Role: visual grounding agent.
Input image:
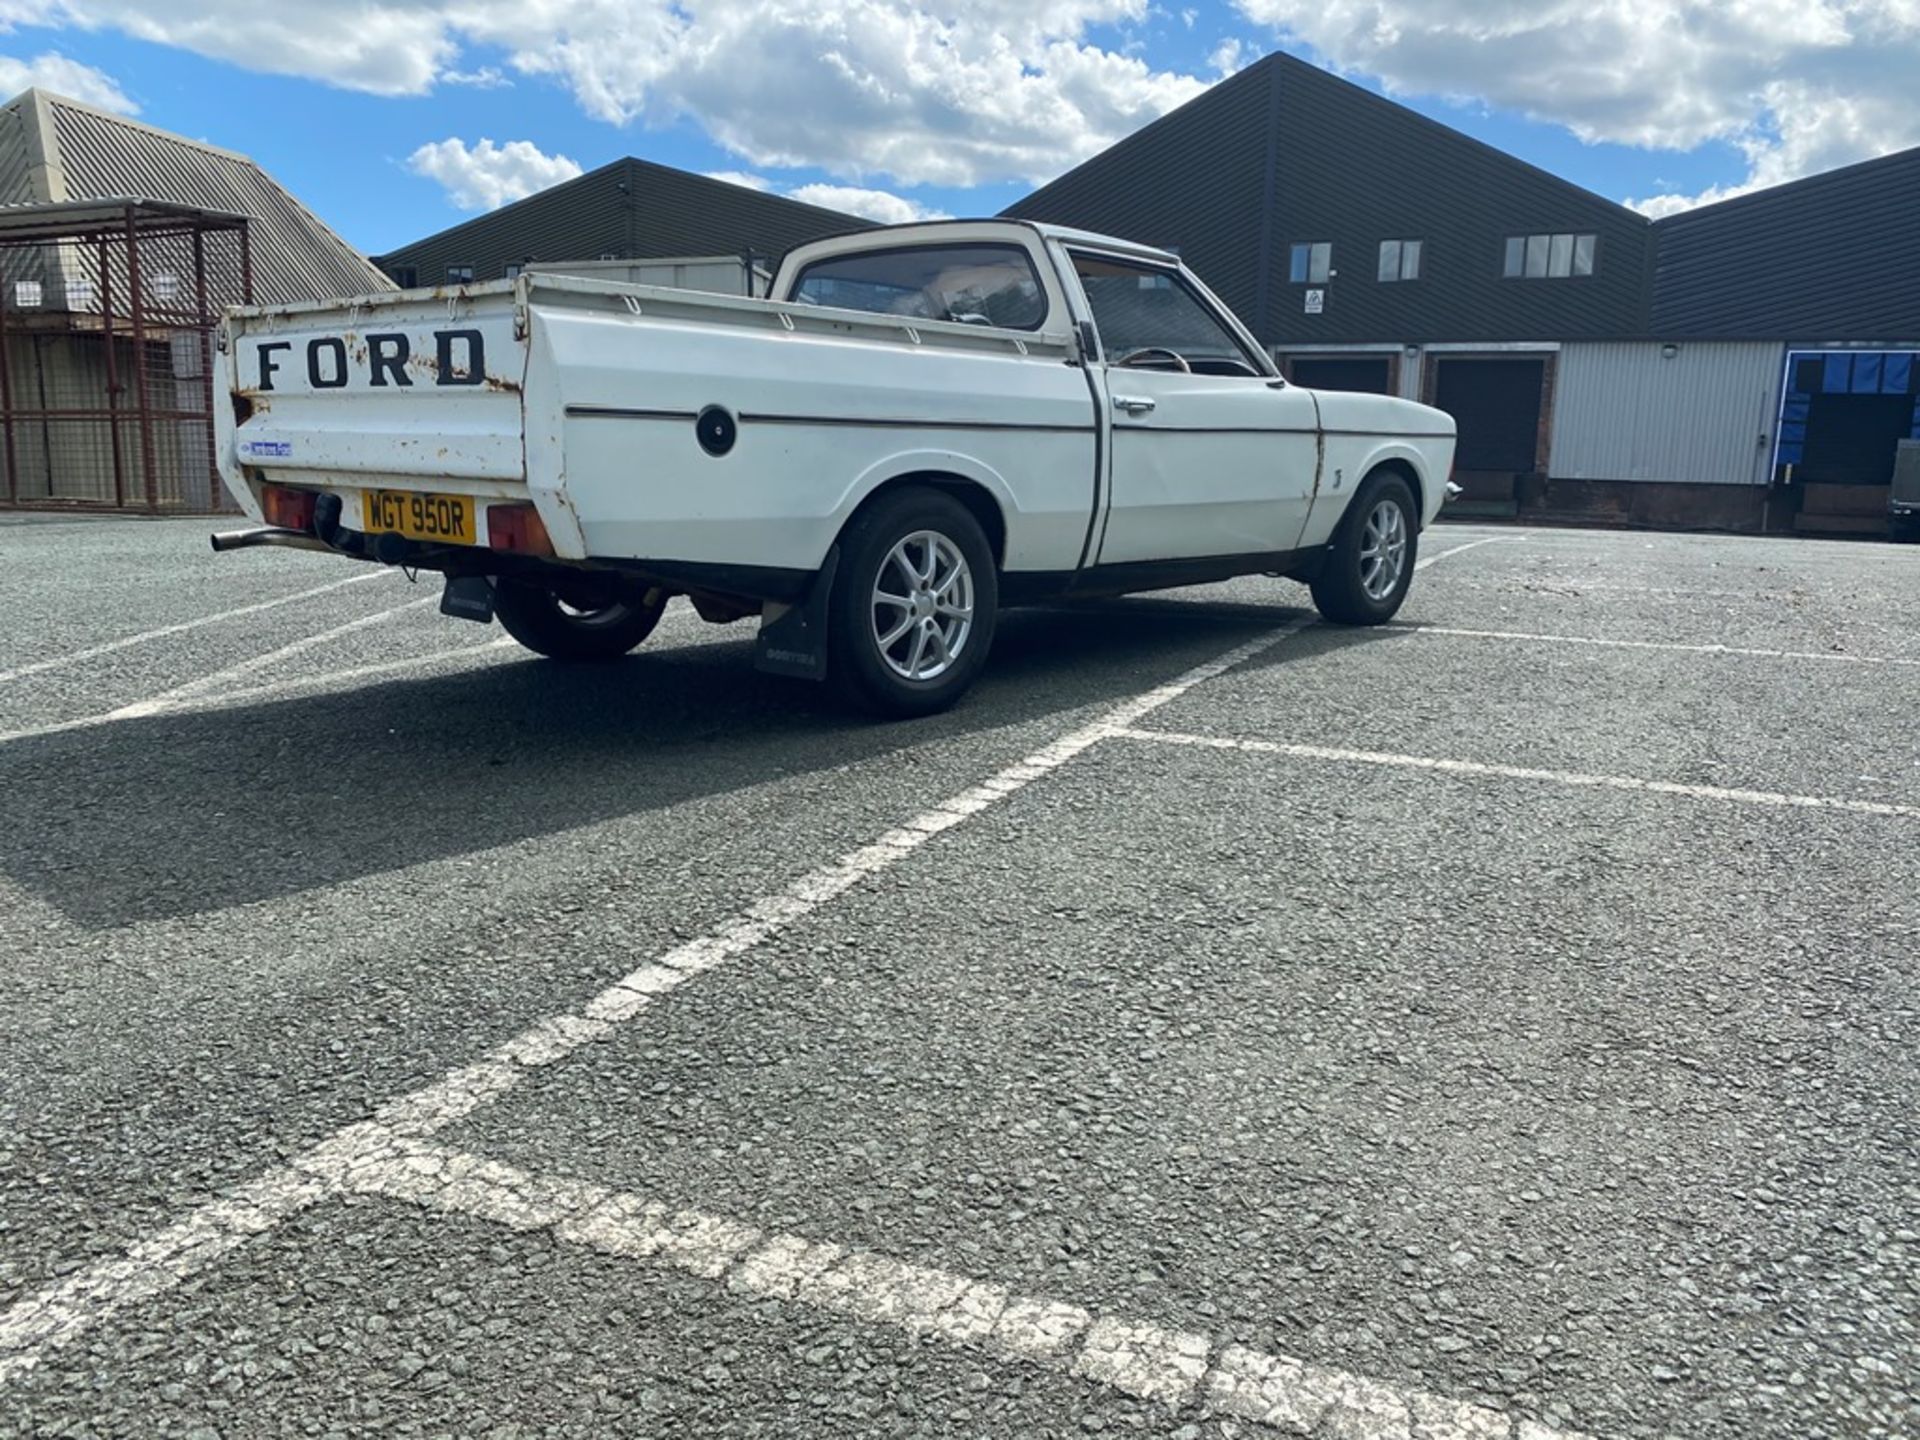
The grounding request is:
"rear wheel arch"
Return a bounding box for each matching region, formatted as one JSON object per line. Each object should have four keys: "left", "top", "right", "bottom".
{"left": 826, "top": 482, "right": 1001, "bottom": 716}
{"left": 842, "top": 469, "right": 1009, "bottom": 569}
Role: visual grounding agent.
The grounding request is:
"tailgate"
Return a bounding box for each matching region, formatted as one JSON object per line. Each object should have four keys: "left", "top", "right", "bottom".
{"left": 215, "top": 284, "right": 530, "bottom": 508}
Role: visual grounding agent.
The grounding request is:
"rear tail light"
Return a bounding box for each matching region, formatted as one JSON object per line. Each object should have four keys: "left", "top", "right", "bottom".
{"left": 261, "top": 485, "right": 316, "bottom": 531}
{"left": 487, "top": 502, "right": 555, "bottom": 557}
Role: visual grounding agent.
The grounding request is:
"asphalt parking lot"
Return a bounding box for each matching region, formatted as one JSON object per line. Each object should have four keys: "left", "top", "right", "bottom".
{"left": 0, "top": 513, "right": 1915, "bottom": 1440}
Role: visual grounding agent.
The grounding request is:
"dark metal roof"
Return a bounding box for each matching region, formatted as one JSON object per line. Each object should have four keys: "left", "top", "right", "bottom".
{"left": 1008, "top": 52, "right": 1657, "bottom": 345}
{"left": 376, "top": 158, "right": 872, "bottom": 284}
{"left": 0, "top": 89, "right": 394, "bottom": 303}
{"left": 1651, "top": 146, "right": 1920, "bottom": 340}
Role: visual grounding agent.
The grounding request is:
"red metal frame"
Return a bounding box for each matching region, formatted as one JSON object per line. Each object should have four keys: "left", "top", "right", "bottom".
{"left": 0, "top": 202, "right": 252, "bottom": 514}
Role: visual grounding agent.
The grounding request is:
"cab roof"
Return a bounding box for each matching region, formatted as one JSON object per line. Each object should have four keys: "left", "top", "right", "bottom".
{"left": 783, "top": 218, "right": 1179, "bottom": 267}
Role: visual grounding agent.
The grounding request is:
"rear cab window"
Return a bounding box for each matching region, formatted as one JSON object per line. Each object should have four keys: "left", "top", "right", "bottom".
{"left": 790, "top": 243, "right": 1049, "bottom": 331}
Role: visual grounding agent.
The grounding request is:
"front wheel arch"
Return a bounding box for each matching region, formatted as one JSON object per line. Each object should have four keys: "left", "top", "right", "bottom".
{"left": 1309, "top": 468, "right": 1420, "bottom": 626}
{"left": 1365, "top": 456, "right": 1425, "bottom": 528}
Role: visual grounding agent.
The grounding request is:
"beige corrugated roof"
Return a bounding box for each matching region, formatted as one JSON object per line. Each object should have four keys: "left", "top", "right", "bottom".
{"left": 0, "top": 88, "right": 392, "bottom": 304}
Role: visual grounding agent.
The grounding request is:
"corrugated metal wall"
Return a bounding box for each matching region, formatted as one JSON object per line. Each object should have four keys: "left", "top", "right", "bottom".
{"left": 45, "top": 97, "right": 393, "bottom": 305}
{"left": 1010, "top": 53, "right": 1656, "bottom": 348}
{"left": 1549, "top": 342, "right": 1783, "bottom": 485}
{"left": 1653, "top": 149, "right": 1920, "bottom": 340}
{"left": 0, "top": 99, "right": 35, "bottom": 205}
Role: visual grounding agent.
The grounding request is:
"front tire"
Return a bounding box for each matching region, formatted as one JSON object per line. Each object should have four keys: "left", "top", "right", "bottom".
{"left": 828, "top": 488, "right": 998, "bottom": 717}
{"left": 1310, "top": 472, "right": 1419, "bottom": 625}
{"left": 492, "top": 577, "right": 666, "bottom": 661}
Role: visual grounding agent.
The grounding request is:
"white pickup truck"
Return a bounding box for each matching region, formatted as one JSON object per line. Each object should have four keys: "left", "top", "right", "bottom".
{"left": 213, "top": 220, "right": 1456, "bottom": 715}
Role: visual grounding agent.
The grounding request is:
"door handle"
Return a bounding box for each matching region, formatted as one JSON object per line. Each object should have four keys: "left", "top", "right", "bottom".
{"left": 1112, "top": 395, "right": 1157, "bottom": 416}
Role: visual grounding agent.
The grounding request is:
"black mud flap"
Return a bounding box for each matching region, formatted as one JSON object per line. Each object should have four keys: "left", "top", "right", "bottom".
{"left": 441, "top": 574, "right": 496, "bottom": 623}
{"left": 754, "top": 547, "right": 839, "bottom": 681}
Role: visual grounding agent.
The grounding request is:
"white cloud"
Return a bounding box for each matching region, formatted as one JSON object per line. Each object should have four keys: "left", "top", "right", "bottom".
{"left": 701, "top": 171, "right": 944, "bottom": 224}
{"left": 787, "top": 183, "right": 949, "bottom": 224}
{"left": 442, "top": 66, "right": 507, "bottom": 88}
{"left": 0, "top": 1, "right": 458, "bottom": 94}
{"left": 1234, "top": 0, "right": 1920, "bottom": 211}
{"left": 407, "top": 137, "right": 584, "bottom": 211}
{"left": 1208, "top": 37, "right": 1246, "bottom": 77}
{"left": 1628, "top": 77, "right": 1920, "bottom": 214}
{"left": 0, "top": 1, "right": 1209, "bottom": 189}
{"left": 0, "top": 49, "right": 135, "bottom": 111}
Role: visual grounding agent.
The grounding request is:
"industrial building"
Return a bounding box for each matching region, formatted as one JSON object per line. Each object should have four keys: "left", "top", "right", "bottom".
{"left": 1008, "top": 53, "right": 1920, "bottom": 536}
{"left": 373, "top": 158, "right": 867, "bottom": 291}
{"left": 0, "top": 88, "right": 390, "bottom": 511}
{"left": 373, "top": 52, "right": 1919, "bottom": 535}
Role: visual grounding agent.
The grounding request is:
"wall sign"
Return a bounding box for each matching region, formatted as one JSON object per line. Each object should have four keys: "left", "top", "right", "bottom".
{"left": 1304, "top": 289, "right": 1325, "bottom": 315}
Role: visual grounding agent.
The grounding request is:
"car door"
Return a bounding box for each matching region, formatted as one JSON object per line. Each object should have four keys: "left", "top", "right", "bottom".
{"left": 1066, "top": 249, "right": 1321, "bottom": 566}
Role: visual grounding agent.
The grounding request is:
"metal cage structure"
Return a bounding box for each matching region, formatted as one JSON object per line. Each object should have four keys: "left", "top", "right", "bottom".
{"left": 0, "top": 198, "right": 252, "bottom": 513}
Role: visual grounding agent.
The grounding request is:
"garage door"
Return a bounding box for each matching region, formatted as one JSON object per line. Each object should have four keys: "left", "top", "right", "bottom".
{"left": 1434, "top": 358, "right": 1545, "bottom": 473}
{"left": 1777, "top": 351, "right": 1920, "bottom": 485}
{"left": 1289, "top": 357, "right": 1392, "bottom": 394}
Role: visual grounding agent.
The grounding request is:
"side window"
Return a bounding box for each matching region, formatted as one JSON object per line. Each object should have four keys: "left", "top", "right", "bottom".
{"left": 1070, "top": 252, "right": 1261, "bottom": 375}
{"left": 790, "top": 243, "right": 1048, "bottom": 331}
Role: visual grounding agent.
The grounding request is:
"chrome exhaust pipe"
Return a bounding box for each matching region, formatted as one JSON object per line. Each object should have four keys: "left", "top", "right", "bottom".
{"left": 209, "top": 526, "right": 334, "bottom": 555}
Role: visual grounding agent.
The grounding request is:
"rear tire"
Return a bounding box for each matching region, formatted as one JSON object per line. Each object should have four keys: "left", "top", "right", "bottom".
{"left": 828, "top": 488, "right": 998, "bottom": 717}
{"left": 492, "top": 577, "right": 666, "bottom": 661}
{"left": 1310, "top": 471, "right": 1419, "bottom": 625}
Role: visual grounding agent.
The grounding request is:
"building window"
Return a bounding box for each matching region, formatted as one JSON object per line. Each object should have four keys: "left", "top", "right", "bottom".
{"left": 389, "top": 266, "right": 417, "bottom": 288}
{"left": 1378, "top": 239, "right": 1422, "bottom": 282}
{"left": 1503, "top": 233, "right": 1595, "bottom": 279}
{"left": 1289, "top": 242, "right": 1331, "bottom": 284}
{"left": 447, "top": 265, "right": 475, "bottom": 284}
{"left": 503, "top": 263, "right": 523, "bottom": 279}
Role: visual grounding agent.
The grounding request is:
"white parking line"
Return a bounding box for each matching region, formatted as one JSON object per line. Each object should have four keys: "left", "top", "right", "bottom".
{"left": 0, "top": 595, "right": 738, "bottom": 748}
{"left": 0, "top": 636, "right": 518, "bottom": 748}
{"left": 0, "top": 540, "right": 1515, "bottom": 1406}
{"left": 204, "top": 637, "right": 521, "bottom": 709}
{"left": 1415, "top": 625, "right": 1920, "bottom": 669}
{"left": 0, "top": 618, "right": 1316, "bottom": 1386}
{"left": 0, "top": 595, "right": 441, "bottom": 743}
{"left": 0, "top": 569, "right": 388, "bottom": 686}
{"left": 1417, "top": 534, "right": 1521, "bottom": 570}
{"left": 1113, "top": 727, "right": 1920, "bottom": 819}
{"left": 110, "top": 595, "right": 440, "bottom": 718}
{"left": 324, "top": 1137, "right": 1589, "bottom": 1440}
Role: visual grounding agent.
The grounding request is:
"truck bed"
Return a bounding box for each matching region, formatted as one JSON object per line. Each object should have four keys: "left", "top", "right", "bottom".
{"left": 215, "top": 274, "right": 1094, "bottom": 579}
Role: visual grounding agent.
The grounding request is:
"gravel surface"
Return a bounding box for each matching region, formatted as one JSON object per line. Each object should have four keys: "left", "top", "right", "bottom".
{"left": 2, "top": 515, "right": 1916, "bottom": 1439}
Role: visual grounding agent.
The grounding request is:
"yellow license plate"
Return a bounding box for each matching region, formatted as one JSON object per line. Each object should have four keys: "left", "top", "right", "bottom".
{"left": 361, "top": 489, "right": 477, "bottom": 545}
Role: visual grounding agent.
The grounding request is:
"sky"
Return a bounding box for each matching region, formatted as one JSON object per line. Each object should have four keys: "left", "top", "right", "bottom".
{"left": 1, "top": 1, "right": 1916, "bottom": 257}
